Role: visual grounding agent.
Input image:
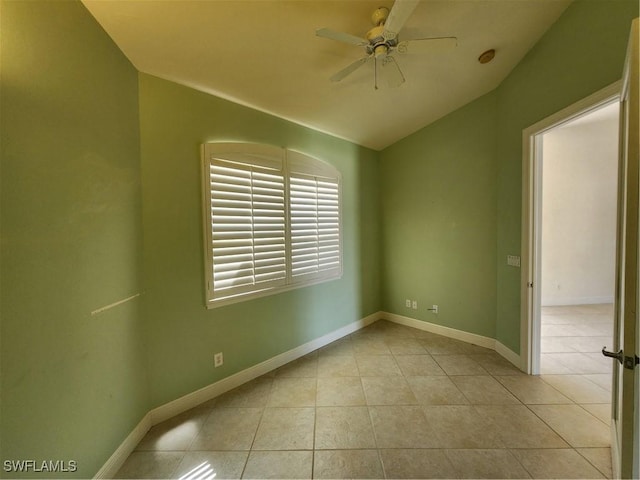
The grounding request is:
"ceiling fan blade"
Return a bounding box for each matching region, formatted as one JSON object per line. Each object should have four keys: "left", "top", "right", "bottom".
{"left": 330, "top": 56, "right": 370, "bottom": 82}
{"left": 383, "top": 0, "right": 420, "bottom": 41}
{"left": 375, "top": 54, "right": 405, "bottom": 90}
{"left": 316, "top": 27, "right": 368, "bottom": 46}
{"left": 397, "top": 36, "right": 458, "bottom": 54}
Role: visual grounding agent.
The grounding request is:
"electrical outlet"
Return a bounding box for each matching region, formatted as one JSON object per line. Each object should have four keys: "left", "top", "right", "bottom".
{"left": 214, "top": 352, "right": 224, "bottom": 368}
{"left": 412, "top": 300, "right": 418, "bottom": 310}
{"left": 405, "top": 299, "right": 411, "bottom": 308}
{"left": 431, "top": 304, "right": 439, "bottom": 314}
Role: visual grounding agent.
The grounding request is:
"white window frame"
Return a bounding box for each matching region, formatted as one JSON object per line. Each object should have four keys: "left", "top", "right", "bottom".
{"left": 202, "top": 143, "right": 343, "bottom": 308}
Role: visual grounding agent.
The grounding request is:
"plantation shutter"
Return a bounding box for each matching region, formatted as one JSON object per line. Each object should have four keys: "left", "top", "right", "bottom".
{"left": 207, "top": 155, "right": 287, "bottom": 300}
{"left": 289, "top": 173, "right": 341, "bottom": 280}
{"left": 203, "top": 144, "right": 342, "bottom": 307}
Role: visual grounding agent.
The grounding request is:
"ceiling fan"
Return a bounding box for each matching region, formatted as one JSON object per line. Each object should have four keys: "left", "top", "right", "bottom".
{"left": 316, "top": 0, "right": 457, "bottom": 89}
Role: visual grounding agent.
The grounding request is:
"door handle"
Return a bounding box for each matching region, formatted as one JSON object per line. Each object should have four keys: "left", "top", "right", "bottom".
{"left": 602, "top": 347, "right": 624, "bottom": 364}
{"left": 602, "top": 347, "right": 640, "bottom": 369}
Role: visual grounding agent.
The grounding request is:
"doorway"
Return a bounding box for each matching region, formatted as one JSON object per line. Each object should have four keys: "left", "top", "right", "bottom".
{"left": 520, "top": 81, "right": 621, "bottom": 377}
{"left": 523, "top": 21, "right": 639, "bottom": 479}
{"left": 520, "top": 84, "right": 621, "bottom": 477}
{"left": 539, "top": 101, "right": 619, "bottom": 381}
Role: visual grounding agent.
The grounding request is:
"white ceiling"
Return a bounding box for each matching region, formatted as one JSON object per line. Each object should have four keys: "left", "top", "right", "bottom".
{"left": 82, "top": 0, "right": 572, "bottom": 151}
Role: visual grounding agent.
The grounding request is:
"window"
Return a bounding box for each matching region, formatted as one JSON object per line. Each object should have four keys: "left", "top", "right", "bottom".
{"left": 202, "top": 143, "right": 342, "bottom": 307}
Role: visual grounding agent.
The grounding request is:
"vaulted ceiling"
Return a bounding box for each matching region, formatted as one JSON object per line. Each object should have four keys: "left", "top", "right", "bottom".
{"left": 82, "top": 0, "right": 572, "bottom": 150}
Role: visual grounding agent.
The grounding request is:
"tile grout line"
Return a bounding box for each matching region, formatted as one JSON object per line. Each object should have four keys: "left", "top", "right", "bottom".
{"left": 311, "top": 371, "right": 318, "bottom": 479}
{"left": 117, "top": 317, "right": 613, "bottom": 479}
{"left": 238, "top": 378, "right": 274, "bottom": 479}
{"left": 574, "top": 447, "right": 614, "bottom": 479}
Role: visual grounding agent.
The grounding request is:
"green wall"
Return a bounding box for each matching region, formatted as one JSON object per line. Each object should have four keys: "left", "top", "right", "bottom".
{"left": 380, "top": 92, "right": 498, "bottom": 338}
{"left": 1, "top": 0, "right": 148, "bottom": 477}
{"left": 0, "top": 1, "right": 380, "bottom": 474}
{"left": 380, "top": 0, "right": 638, "bottom": 353}
{"left": 2, "top": 0, "right": 638, "bottom": 477}
{"left": 138, "top": 74, "right": 381, "bottom": 407}
{"left": 494, "top": 0, "right": 638, "bottom": 351}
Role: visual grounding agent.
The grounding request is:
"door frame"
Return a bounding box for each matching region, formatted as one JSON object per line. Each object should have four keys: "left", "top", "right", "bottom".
{"left": 614, "top": 17, "right": 639, "bottom": 479}
{"left": 520, "top": 80, "right": 622, "bottom": 376}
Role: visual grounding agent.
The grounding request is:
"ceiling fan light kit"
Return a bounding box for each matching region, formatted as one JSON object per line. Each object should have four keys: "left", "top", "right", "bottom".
{"left": 316, "top": 0, "right": 457, "bottom": 90}
{"left": 371, "top": 6, "right": 390, "bottom": 27}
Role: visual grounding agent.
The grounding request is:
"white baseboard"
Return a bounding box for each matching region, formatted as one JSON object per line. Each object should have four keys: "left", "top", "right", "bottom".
{"left": 150, "top": 311, "right": 380, "bottom": 425}
{"left": 382, "top": 311, "right": 496, "bottom": 349}
{"left": 96, "top": 310, "right": 524, "bottom": 478}
{"left": 94, "top": 413, "right": 152, "bottom": 479}
{"left": 381, "top": 311, "right": 522, "bottom": 369}
{"left": 494, "top": 340, "right": 522, "bottom": 369}
{"left": 94, "top": 311, "right": 381, "bottom": 478}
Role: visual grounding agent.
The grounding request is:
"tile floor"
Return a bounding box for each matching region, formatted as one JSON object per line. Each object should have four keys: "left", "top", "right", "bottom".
{"left": 540, "top": 303, "right": 613, "bottom": 428}
{"left": 117, "top": 318, "right": 613, "bottom": 479}
{"left": 541, "top": 303, "right": 614, "bottom": 375}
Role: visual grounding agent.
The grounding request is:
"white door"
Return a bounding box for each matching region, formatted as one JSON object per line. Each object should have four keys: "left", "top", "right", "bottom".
{"left": 605, "top": 17, "right": 639, "bottom": 480}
